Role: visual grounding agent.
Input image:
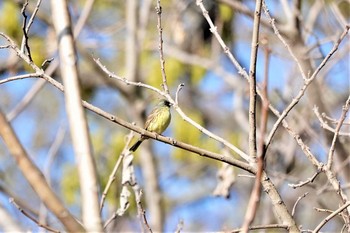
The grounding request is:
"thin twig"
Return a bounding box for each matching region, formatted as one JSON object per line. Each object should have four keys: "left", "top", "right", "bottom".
{"left": 327, "top": 95, "right": 350, "bottom": 169}
{"left": 218, "top": 0, "right": 271, "bottom": 28}
{"left": 288, "top": 170, "right": 321, "bottom": 189}
{"left": 100, "top": 131, "right": 134, "bottom": 212}
{"left": 283, "top": 120, "right": 321, "bottom": 167}
{"left": 314, "top": 207, "right": 334, "bottom": 214}
{"left": 175, "top": 83, "right": 184, "bottom": 105}
{"left": 196, "top": 0, "right": 249, "bottom": 80}
{"left": 292, "top": 192, "right": 309, "bottom": 216}
{"left": 25, "top": 0, "right": 43, "bottom": 33}
{"left": 20, "top": 0, "right": 33, "bottom": 62}
{"left": 93, "top": 56, "right": 251, "bottom": 162}
{"left": 262, "top": 1, "right": 307, "bottom": 80}
{"left": 155, "top": 0, "right": 170, "bottom": 94}
{"left": 103, "top": 212, "right": 118, "bottom": 229}
{"left": 93, "top": 57, "right": 169, "bottom": 99}
{"left": 174, "top": 219, "right": 184, "bottom": 233}
{"left": 230, "top": 223, "right": 289, "bottom": 233}
{"left": 103, "top": 147, "right": 153, "bottom": 232}
{"left": 0, "top": 73, "right": 41, "bottom": 85}
{"left": 9, "top": 198, "right": 61, "bottom": 233}
{"left": 0, "top": 109, "right": 84, "bottom": 231}
{"left": 258, "top": 41, "right": 270, "bottom": 159}
{"left": 265, "top": 25, "right": 350, "bottom": 152}
{"left": 39, "top": 123, "right": 66, "bottom": 225}
{"left": 323, "top": 113, "right": 350, "bottom": 125}
{"left": 133, "top": 189, "right": 153, "bottom": 233}
{"left": 313, "top": 201, "right": 350, "bottom": 233}
{"left": 164, "top": 45, "right": 241, "bottom": 88}
{"left": 7, "top": 79, "right": 46, "bottom": 121}
{"left": 20, "top": 0, "right": 43, "bottom": 61}
{"left": 6, "top": 0, "right": 94, "bottom": 122}
{"left": 241, "top": 0, "right": 263, "bottom": 231}
{"left": 41, "top": 58, "right": 54, "bottom": 69}
{"left": 0, "top": 32, "right": 255, "bottom": 174}
{"left": 0, "top": 45, "right": 11, "bottom": 49}
{"left": 314, "top": 106, "right": 350, "bottom": 137}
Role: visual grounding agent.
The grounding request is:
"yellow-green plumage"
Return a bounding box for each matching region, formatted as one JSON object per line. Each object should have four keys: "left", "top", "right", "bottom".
{"left": 129, "top": 99, "right": 171, "bottom": 152}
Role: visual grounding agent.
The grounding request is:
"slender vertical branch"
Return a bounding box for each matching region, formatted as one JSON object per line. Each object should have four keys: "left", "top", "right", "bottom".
{"left": 326, "top": 95, "right": 350, "bottom": 169}
{"left": 156, "top": 0, "right": 170, "bottom": 94}
{"left": 247, "top": 0, "right": 262, "bottom": 162}
{"left": 20, "top": 0, "right": 43, "bottom": 61}
{"left": 241, "top": 0, "right": 263, "bottom": 231}
{"left": 39, "top": 124, "right": 66, "bottom": 226}
{"left": 100, "top": 131, "right": 134, "bottom": 213}
{"left": 126, "top": 0, "right": 139, "bottom": 82}
{"left": 20, "top": 0, "right": 33, "bottom": 62}
{"left": 50, "top": 0, "right": 102, "bottom": 231}
{"left": 259, "top": 41, "right": 270, "bottom": 158}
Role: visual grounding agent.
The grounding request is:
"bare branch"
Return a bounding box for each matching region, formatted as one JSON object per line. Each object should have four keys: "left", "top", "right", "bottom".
{"left": 0, "top": 73, "right": 40, "bottom": 85}
{"left": 156, "top": 0, "right": 170, "bottom": 94}
{"left": 313, "top": 201, "right": 350, "bottom": 233}
{"left": 20, "top": 0, "right": 33, "bottom": 62}
{"left": 230, "top": 223, "right": 289, "bottom": 232}
{"left": 6, "top": 0, "right": 94, "bottom": 121}
{"left": 7, "top": 79, "right": 46, "bottom": 121}
{"left": 262, "top": 1, "right": 307, "bottom": 80}
{"left": 327, "top": 95, "right": 350, "bottom": 169}
{"left": 10, "top": 198, "right": 60, "bottom": 233}
{"left": 39, "top": 124, "right": 66, "bottom": 225}
{"left": 265, "top": 25, "right": 350, "bottom": 152}
{"left": 175, "top": 83, "right": 184, "bottom": 105}
{"left": 292, "top": 192, "right": 309, "bottom": 216}
{"left": 0, "top": 110, "right": 84, "bottom": 232}
{"left": 174, "top": 219, "right": 184, "bottom": 233}
{"left": 104, "top": 147, "right": 153, "bottom": 232}
{"left": 314, "top": 106, "right": 350, "bottom": 137}
{"left": 50, "top": 0, "right": 101, "bottom": 230}
{"left": 196, "top": 0, "right": 249, "bottom": 80}
{"left": 94, "top": 57, "right": 252, "bottom": 162}
{"left": 0, "top": 33, "right": 255, "bottom": 173}
{"left": 241, "top": 0, "right": 263, "bottom": 231}
{"left": 100, "top": 131, "right": 134, "bottom": 212}
{"left": 288, "top": 170, "right": 321, "bottom": 189}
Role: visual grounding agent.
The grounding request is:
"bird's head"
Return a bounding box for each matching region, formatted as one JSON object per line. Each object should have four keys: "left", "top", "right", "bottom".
{"left": 159, "top": 99, "right": 172, "bottom": 108}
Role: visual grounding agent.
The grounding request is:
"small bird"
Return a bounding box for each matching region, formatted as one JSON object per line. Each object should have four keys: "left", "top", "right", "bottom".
{"left": 129, "top": 99, "right": 172, "bottom": 152}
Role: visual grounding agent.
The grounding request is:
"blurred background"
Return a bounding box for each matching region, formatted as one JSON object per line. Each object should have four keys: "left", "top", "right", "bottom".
{"left": 0, "top": 0, "right": 349, "bottom": 232}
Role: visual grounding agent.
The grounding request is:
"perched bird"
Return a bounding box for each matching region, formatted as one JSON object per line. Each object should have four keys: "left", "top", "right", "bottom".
{"left": 129, "top": 99, "right": 172, "bottom": 152}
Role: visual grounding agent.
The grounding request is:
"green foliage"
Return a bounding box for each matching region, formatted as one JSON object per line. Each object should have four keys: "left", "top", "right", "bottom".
{"left": 219, "top": 4, "right": 233, "bottom": 22}
{"left": 145, "top": 55, "right": 185, "bottom": 88}
{"left": 28, "top": 36, "right": 46, "bottom": 66}
{"left": 226, "top": 131, "right": 242, "bottom": 160}
{"left": 61, "top": 130, "right": 127, "bottom": 206}
{"left": 172, "top": 112, "right": 221, "bottom": 163}
{"left": 0, "top": 1, "right": 21, "bottom": 41}
{"left": 190, "top": 64, "right": 206, "bottom": 84}
{"left": 61, "top": 165, "right": 79, "bottom": 205}
{"left": 92, "top": 129, "right": 124, "bottom": 207}
{"left": 338, "top": 1, "right": 350, "bottom": 18}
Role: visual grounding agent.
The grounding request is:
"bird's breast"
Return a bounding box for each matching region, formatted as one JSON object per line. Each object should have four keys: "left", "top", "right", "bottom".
{"left": 147, "top": 107, "right": 171, "bottom": 134}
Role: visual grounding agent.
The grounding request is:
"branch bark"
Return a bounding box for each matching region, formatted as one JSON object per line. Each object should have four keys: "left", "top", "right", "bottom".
{"left": 50, "top": 0, "right": 102, "bottom": 231}
{"left": 0, "top": 110, "right": 84, "bottom": 232}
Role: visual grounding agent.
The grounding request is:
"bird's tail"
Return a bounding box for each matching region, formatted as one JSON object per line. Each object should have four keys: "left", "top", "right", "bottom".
{"left": 129, "top": 140, "right": 143, "bottom": 152}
